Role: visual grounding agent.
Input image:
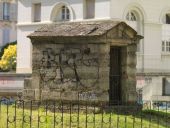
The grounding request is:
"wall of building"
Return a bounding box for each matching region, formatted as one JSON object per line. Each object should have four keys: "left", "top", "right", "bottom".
{"left": 0, "top": 0, "right": 17, "bottom": 48}
{"left": 0, "top": 73, "right": 31, "bottom": 97}
{"left": 17, "top": 25, "right": 40, "bottom": 73}
{"left": 17, "top": 0, "right": 170, "bottom": 73}
{"left": 142, "top": 76, "right": 170, "bottom": 101}
{"left": 110, "top": 0, "right": 170, "bottom": 72}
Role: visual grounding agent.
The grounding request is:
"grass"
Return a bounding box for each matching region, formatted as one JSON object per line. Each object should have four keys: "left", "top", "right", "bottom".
{"left": 143, "top": 109, "right": 170, "bottom": 118}
{"left": 0, "top": 105, "right": 170, "bottom": 128}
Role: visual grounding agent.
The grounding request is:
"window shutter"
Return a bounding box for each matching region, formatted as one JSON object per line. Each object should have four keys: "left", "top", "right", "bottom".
{"left": 0, "top": 2, "right": 3, "bottom": 20}
{"left": 10, "top": 3, "right": 17, "bottom": 21}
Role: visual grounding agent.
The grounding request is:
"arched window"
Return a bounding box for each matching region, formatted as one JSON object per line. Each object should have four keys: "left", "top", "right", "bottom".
{"left": 126, "top": 11, "right": 137, "bottom": 21}
{"left": 50, "top": 3, "right": 73, "bottom": 22}
{"left": 61, "top": 6, "right": 70, "bottom": 21}
{"left": 124, "top": 8, "right": 144, "bottom": 53}
{"left": 162, "top": 12, "right": 170, "bottom": 24}
{"left": 160, "top": 8, "right": 170, "bottom": 24}
{"left": 161, "top": 10, "right": 170, "bottom": 48}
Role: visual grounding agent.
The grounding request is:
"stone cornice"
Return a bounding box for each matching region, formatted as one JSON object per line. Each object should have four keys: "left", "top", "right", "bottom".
{"left": 137, "top": 72, "right": 170, "bottom": 76}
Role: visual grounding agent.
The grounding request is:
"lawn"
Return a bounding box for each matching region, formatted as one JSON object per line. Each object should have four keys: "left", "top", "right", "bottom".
{"left": 0, "top": 104, "right": 170, "bottom": 128}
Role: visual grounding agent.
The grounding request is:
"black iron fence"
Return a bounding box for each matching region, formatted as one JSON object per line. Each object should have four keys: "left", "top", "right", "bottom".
{"left": 0, "top": 99, "right": 170, "bottom": 128}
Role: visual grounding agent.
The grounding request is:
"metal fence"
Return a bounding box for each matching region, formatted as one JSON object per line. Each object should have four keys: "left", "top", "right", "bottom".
{"left": 0, "top": 99, "right": 170, "bottom": 128}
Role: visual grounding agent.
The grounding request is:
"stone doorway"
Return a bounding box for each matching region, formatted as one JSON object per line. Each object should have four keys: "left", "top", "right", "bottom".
{"left": 109, "top": 47, "right": 121, "bottom": 104}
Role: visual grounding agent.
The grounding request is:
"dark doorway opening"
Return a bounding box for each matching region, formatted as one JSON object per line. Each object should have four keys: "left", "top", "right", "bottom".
{"left": 109, "top": 47, "right": 121, "bottom": 105}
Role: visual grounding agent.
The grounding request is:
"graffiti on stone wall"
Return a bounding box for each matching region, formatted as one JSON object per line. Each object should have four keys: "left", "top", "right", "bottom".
{"left": 78, "top": 92, "right": 97, "bottom": 100}
{"left": 39, "top": 47, "right": 99, "bottom": 89}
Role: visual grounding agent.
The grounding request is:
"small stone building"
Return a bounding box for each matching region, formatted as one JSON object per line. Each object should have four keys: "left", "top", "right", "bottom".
{"left": 25, "top": 20, "right": 142, "bottom": 104}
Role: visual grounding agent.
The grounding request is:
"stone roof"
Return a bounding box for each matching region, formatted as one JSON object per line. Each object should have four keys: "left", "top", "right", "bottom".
{"left": 28, "top": 20, "right": 137, "bottom": 38}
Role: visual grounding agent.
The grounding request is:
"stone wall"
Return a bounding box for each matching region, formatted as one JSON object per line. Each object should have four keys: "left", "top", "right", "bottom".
{"left": 120, "top": 44, "right": 137, "bottom": 103}
{"left": 123, "top": 44, "right": 137, "bottom": 103}
{"left": 24, "top": 41, "right": 138, "bottom": 104}
{"left": 24, "top": 42, "right": 110, "bottom": 102}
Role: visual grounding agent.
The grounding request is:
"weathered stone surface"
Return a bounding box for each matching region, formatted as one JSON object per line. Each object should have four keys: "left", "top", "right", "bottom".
{"left": 24, "top": 78, "right": 32, "bottom": 89}
{"left": 26, "top": 21, "right": 141, "bottom": 104}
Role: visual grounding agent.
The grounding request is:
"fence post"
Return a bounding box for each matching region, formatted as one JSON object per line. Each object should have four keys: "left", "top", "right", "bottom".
{"left": 69, "top": 101, "right": 72, "bottom": 128}
{"left": 166, "top": 101, "right": 168, "bottom": 128}
{"left": 45, "top": 100, "right": 48, "bottom": 128}
{"left": 15, "top": 101, "right": 17, "bottom": 128}
{"left": 85, "top": 101, "right": 87, "bottom": 128}
{"left": 157, "top": 102, "right": 160, "bottom": 128}
{"left": 61, "top": 101, "right": 64, "bottom": 128}
{"left": 101, "top": 104, "right": 104, "bottom": 128}
{"left": 30, "top": 101, "right": 32, "bottom": 128}
{"left": 117, "top": 101, "right": 119, "bottom": 128}
{"left": 77, "top": 99, "right": 80, "bottom": 128}
{"left": 7, "top": 102, "right": 8, "bottom": 128}
{"left": 0, "top": 99, "right": 1, "bottom": 127}
{"left": 94, "top": 102, "right": 96, "bottom": 128}
{"left": 109, "top": 108, "right": 112, "bottom": 128}
{"left": 38, "top": 101, "right": 40, "bottom": 128}
{"left": 53, "top": 101, "right": 55, "bottom": 128}
{"left": 149, "top": 101, "right": 151, "bottom": 128}
{"left": 22, "top": 100, "right": 25, "bottom": 128}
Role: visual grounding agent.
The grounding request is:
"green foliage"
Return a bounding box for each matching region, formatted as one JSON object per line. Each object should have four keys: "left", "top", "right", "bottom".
{"left": 142, "top": 109, "right": 170, "bottom": 118}
{"left": 0, "top": 41, "right": 17, "bottom": 72}
{"left": 0, "top": 41, "right": 17, "bottom": 59}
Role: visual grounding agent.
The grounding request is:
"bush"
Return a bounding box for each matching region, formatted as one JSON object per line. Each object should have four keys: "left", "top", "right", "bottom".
{"left": 0, "top": 41, "right": 17, "bottom": 58}
{"left": 0, "top": 43, "right": 17, "bottom": 71}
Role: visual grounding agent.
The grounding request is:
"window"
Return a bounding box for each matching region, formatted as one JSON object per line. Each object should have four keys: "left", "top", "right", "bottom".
{"left": 2, "top": 28, "right": 10, "bottom": 45}
{"left": 162, "top": 41, "right": 170, "bottom": 52}
{"left": 85, "top": 0, "right": 95, "bottom": 19}
{"left": 166, "top": 14, "right": 170, "bottom": 24}
{"left": 33, "top": 3, "right": 41, "bottom": 22}
{"left": 162, "top": 78, "right": 170, "bottom": 96}
{"left": 61, "top": 6, "right": 70, "bottom": 21}
{"left": 51, "top": 4, "right": 71, "bottom": 22}
{"left": 3, "top": 2, "right": 10, "bottom": 20}
{"left": 126, "top": 11, "right": 137, "bottom": 21}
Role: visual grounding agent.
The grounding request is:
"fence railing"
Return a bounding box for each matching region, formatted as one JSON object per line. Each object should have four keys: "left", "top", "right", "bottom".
{"left": 0, "top": 99, "right": 170, "bottom": 128}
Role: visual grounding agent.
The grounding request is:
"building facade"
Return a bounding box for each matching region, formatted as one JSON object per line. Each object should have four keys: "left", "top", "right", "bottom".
{"left": 17, "top": 0, "right": 170, "bottom": 102}
{"left": 0, "top": 0, "right": 17, "bottom": 49}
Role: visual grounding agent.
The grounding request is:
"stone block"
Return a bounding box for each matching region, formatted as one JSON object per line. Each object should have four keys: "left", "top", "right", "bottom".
{"left": 24, "top": 78, "right": 32, "bottom": 89}
{"left": 23, "top": 89, "right": 36, "bottom": 100}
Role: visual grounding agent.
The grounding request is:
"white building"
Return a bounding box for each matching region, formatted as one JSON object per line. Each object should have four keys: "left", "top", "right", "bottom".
{"left": 0, "top": 0, "right": 17, "bottom": 49}
{"left": 17, "top": 0, "right": 170, "bottom": 102}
